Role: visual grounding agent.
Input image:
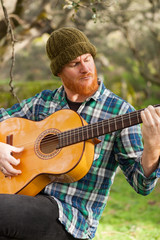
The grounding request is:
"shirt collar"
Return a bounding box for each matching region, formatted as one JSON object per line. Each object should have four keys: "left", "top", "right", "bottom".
{"left": 85, "top": 78, "right": 103, "bottom": 102}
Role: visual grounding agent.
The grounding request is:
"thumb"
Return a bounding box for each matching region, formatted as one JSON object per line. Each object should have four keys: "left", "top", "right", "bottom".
{"left": 11, "top": 146, "right": 24, "bottom": 153}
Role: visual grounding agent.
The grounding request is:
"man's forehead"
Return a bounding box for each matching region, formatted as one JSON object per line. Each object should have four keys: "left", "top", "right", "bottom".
{"left": 71, "top": 53, "right": 91, "bottom": 62}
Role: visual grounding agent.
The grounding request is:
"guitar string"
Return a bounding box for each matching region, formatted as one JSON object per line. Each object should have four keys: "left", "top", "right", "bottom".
{"left": 13, "top": 104, "right": 160, "bottom": 148}
{"left": 23, "top": 103, "right": 160, "bottom": 147}
{"left": 12, "top": 113, "right": 140, "bottom": 149}
{"left": 56, "top": 103, "right": 159, "bottom": 143}
{"left": 35, "top": 111, "right": 142, "bottom": 147}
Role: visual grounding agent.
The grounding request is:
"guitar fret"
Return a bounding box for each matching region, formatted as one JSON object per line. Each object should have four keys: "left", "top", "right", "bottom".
{"left": 58, "top": 134, "right": 61, "bottom": 148}
{"left": 67, "top": 131, "right": 69, "bottom": 146}
{"left": 60, "top": 132, "right": 64, "bottom": 148}
{"left": 78, "top": 127, "right": 80, "bottom": 142}
{"left": 129, "top": 113, "right": 132, "bottom": 126}
{"left": 102, "top": 121, "right": 105, "bottom": 135}
{"left": 67, "top": 131, "right": 70, "bottom": 146}
{"left": 137, "top": 111, "right": 140, "bottom": 123}
{"left": 91, "top": 126, "right": 94, "bottom": 138}
{"left": 64, "top": 133, "right": 66, "bottom": 147}
{"left": 96, "top": 123, "right": 99, "bottom": 136}
{"left": 69, "top": 130, "right": 72, "bottom": 145}
{"left": 82, "top": 128, "right": 84, "bottom": 141}
{"left": 114, "top": 119, "right": 117, "bottom": 131}
{"left": 58, "top": 135, "right": 60, "bottom": 148}
{"left": 74, "top": 128, "right": 76, "bottom": 144}
{"left": 86, "top": 126, "right": 89, "bottom": 139}
{"left": 63, "top": 133, "right": 66, "bottom": 147}
{"left": 66, "top": 132, "right": 68, "bottom": 146}
{"left": 108, "top": 119, "right": 111, "bottom": 132}
{"left": 121, "top": 115, "right": 124, "bottom": 129}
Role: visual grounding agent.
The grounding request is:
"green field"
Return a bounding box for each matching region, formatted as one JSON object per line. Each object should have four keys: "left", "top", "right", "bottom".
{"left": 94, "top": 170, "right": 160, "bottom": 240}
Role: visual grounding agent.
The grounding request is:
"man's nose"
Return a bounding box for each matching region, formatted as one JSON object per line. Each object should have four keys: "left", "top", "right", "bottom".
{"left": 80, "top": 61, "right": 89, "bottom": 73}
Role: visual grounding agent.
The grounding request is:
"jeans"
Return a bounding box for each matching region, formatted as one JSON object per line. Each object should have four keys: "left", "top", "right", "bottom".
{"left": 0, "top": 193, "right": 82, "bottom": 240}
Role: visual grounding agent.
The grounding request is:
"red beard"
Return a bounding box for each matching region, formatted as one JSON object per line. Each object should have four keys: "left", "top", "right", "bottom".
{"left": 64, "top": 68, "right": 99, "bottom": 97}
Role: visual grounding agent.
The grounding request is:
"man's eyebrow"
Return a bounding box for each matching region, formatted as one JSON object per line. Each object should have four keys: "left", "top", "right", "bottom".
{"left": 85, "top": 54, "right": 91, "bottom": 59}
{"left": 84, "top": 54, "right": 92, "bottom": 60}
{"left": 70, "top": 59, "right": 79, "bottom": 63}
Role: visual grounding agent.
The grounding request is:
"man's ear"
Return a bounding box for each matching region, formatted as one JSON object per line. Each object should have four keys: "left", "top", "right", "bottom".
{"left": 57, "top": 70, "right": 62, "bottom": 77}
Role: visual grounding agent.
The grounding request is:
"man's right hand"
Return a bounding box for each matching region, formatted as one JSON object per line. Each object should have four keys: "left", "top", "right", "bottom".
{"left": 0, "top": 142, "right": 24, "bottom": 178}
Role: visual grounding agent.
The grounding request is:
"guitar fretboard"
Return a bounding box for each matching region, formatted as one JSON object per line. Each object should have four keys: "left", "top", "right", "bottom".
{"left": 58, "top": 104, "right": 160, "bottom": 148}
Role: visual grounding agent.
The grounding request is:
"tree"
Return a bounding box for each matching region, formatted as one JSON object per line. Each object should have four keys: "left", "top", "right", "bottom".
{"left": 0, "top": 0, "right": 160, "bottom": 105}
{"left": 0, "top": 0, "right": 113, "bottom": 63}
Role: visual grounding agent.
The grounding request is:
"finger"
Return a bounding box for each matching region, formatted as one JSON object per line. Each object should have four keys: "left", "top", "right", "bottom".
{"left": 155, "top": 106, "right": 160, "bottom": 117}
{"left": 11, "top": 146, "right": 24, "bottom": 154}
{"left": 141, "top": 110, "right": 147, "bottom": 123}
{"left": 1, "top": 167, "right": 13, "bottom": 178}
{"left": 8, "top": 156, "right": 20, "bottom": 166}
{"left": 3, "top": 161, "right": 22, "bottom": 176}
{"left": 147, "top": 105, "right": 160, "bottom": 124}
{"left": 141, "top": 108, "right": 153, "bottom": 126}
{"left": 0, "top": 165, "right": 14, "bottom": 178}
{"left": 141, "top": 106, "right": 156, "bottom": 126}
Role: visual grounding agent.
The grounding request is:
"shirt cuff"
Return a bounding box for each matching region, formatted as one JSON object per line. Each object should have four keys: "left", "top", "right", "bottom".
{"left": 156, "top": 157, "right": 160, "bottom": 178}
{"left": 139, "top": 156, "right": 160, "bottom": 180}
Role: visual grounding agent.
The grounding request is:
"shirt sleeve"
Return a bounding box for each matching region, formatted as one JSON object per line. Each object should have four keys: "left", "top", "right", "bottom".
{"left": 0, "top": 93, "right": 41, "bottom": 122}
{"left": 114, "top": 123, "right": 159, "bottom": 195}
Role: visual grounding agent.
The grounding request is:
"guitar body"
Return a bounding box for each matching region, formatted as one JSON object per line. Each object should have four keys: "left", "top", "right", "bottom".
{"left": 0, "top": 109, "right": 95, "bottom": 196}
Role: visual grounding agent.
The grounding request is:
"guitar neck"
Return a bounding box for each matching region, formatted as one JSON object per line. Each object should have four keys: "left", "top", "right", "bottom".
{"left": 58, "top": 104, "right": 160, "bottom": 148}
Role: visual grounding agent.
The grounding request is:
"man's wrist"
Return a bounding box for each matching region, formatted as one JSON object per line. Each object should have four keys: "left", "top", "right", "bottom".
{"left": 141, "top": 153, "right": 160, "bottom": 178}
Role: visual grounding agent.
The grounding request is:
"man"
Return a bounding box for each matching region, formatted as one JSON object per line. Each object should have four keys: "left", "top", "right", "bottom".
{"left": 0, "top": 27, "right": 160, "bottom": 240}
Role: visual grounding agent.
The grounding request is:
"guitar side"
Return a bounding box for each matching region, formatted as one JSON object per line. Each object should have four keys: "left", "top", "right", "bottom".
{"left": 0, "top": 110, "right": 95, "bottom": 196}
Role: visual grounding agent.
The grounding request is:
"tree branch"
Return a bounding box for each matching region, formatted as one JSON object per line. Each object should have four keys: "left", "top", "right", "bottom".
{"left": 0, "top": 0, "right": 20, "bottom": 102}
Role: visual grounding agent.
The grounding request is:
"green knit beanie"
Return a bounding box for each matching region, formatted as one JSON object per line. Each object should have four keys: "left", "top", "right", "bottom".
{"left": 46, "top": 27, "right": 97, "bottom": 76}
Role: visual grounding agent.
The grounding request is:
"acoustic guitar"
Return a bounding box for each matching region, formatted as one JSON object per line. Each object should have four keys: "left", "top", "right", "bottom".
{"left": 0, "top": 106, "right": 159, "bottom": 196}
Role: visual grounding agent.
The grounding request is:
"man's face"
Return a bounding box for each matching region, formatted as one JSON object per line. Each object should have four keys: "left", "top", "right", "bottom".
{"left": 58, "top": 54, "right": 98, "bottom": 99}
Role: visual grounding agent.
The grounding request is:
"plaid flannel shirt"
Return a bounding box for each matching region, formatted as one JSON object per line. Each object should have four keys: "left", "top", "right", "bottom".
{"left": 0, "top": 80, "right": 159, "bottom": 239}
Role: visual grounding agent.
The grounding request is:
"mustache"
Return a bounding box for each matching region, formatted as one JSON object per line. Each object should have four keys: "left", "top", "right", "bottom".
{"left": 78, "top": 72, "right": 93, "bottom": 79}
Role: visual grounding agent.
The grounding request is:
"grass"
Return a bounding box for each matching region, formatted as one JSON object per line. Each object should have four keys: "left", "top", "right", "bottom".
{"left": 94, "top": 170, "right": 160, "bottom": 240}
{"left": 0, "top": 79, "right": 62, "bottom": 108}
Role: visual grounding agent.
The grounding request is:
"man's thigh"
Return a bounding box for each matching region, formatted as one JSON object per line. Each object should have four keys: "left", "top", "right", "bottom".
{"left": 0, "top": 193, "right": 78, "bottom": 240}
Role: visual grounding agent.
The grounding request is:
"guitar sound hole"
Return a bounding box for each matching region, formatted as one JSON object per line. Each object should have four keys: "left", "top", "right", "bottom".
{"left": 40, "top": 134, "right": 58, "bottom": 154}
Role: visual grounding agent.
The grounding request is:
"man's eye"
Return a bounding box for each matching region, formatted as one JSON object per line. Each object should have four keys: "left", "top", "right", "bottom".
{"left": 84, "top": 58, "right": 90, "bottom": 63}
{"left": 71, "top": 62, "right": 78, "bottom": 67}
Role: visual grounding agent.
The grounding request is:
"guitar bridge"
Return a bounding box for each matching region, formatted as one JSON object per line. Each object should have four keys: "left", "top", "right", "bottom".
{"left": 6, "top": 134, "right": 13, "bottom": 145}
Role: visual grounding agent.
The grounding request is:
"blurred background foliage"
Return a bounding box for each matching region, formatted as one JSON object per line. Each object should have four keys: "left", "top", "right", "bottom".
{"left": 0, "top": 1, "right": 160, "bottom": 239}
{"left": 0, "top": 0, "right": 160, "bottom": 108}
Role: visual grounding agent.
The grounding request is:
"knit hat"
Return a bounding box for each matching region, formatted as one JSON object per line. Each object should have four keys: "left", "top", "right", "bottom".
{"left": 46, "top": 27, "right": 97, "bottom": 76}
